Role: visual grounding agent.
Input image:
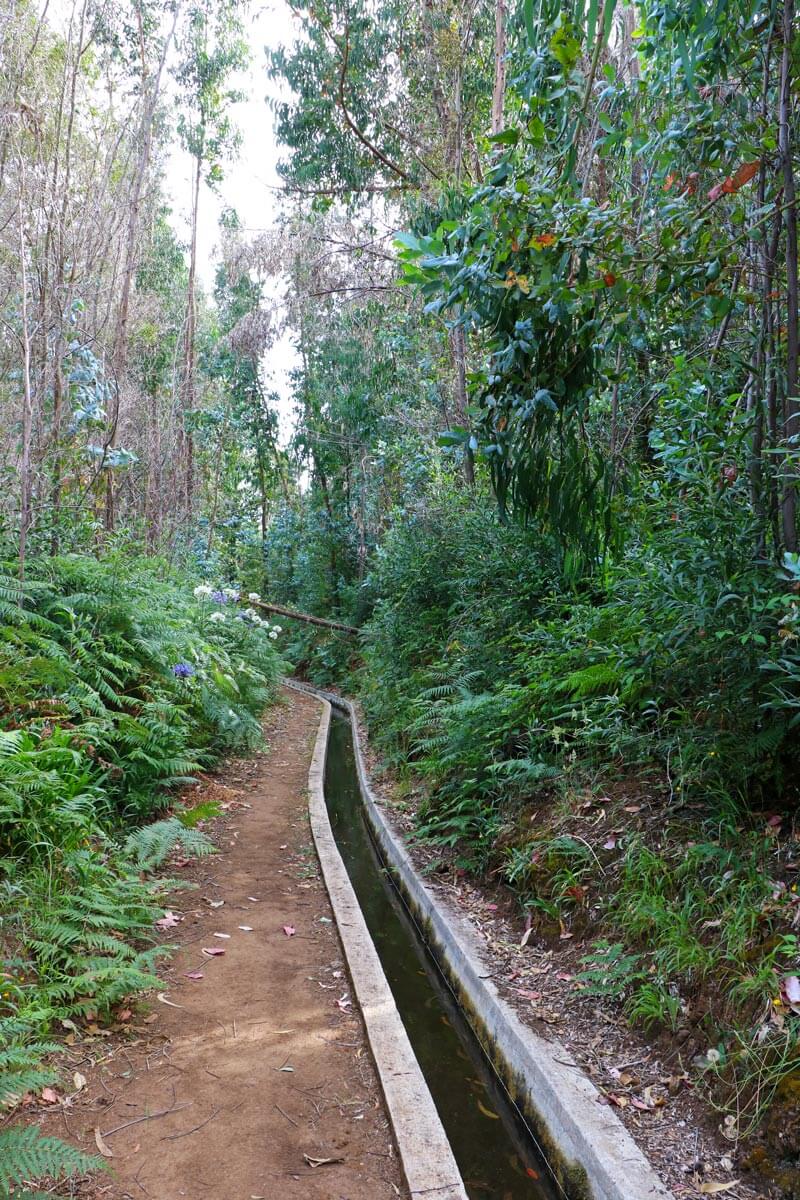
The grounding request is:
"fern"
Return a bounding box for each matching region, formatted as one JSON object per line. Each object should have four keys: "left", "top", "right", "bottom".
{"left": 555, "top": 661, "right": 623, "bottom": 699}
{"left": 0, "top": 1124, "right": 102, "bottom": 1194}
{"left": 123, "top": 817, "right": 215, "bottom": 870}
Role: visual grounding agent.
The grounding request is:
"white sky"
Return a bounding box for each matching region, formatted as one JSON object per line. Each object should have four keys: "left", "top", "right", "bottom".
{"left": 163, "top": 0, "right": 300, "bottom": 443}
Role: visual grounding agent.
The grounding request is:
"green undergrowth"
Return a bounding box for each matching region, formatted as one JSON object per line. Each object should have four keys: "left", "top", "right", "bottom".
{"left": 351, "top": 488, "right": 800, "bottom": 1144}
{"left": 0, "top": 552, "right": 284, "bottom": 1197}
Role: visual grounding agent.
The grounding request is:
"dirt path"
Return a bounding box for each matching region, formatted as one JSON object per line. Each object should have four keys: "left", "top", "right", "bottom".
{"left": 36, "top": 688, "right": 407, "bottom": 1200}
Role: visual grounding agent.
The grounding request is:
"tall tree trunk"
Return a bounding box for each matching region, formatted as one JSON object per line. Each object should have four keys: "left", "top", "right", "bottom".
{"left": 182, "top": 153, "right": 202, "bottom": 519}
{"left": 18, "top": 189, "right": 33, "bottom": 579}
{"left": 106, "top": 1, "right": 179, "bottom": 532}
{"left": 780, "top": 0, "right": 799, "bottom": 551}
{"left": 491, "top": 0, "right": 507, "bottom": 136}
{"left": 450, "top": 326, "right": 474, "bottom": 485}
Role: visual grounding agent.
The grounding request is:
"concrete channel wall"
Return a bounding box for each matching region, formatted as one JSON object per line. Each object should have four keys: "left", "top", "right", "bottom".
{"left": 303, "top": 692, "right": 468, "bottom": 1200}
{"left": 291, "top": 680, "right": 676, "bottom": 1200}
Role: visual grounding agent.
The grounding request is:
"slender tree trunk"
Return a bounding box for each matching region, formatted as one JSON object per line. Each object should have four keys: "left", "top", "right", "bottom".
{"left": 491, "top": 0, "right": 507, "bottom": 136}
{"left": 106, "top": 1, "right": 179, "bottom": 532}
{"left": 780, "top": 0, "right": 799, "bottom": 550}
{"left": 450, "top": 326, "right": 474, "bottom": 485}
{"left": 182, "top": 152, "right": 202, "bottom": 518}
{"left": 18, "top": 191, "right": 33, "bottom": 579}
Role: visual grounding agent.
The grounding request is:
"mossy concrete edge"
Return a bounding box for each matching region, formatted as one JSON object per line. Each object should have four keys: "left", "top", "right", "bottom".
{"left": 298, "top": 682, "right": 674, "bottom": 1200}
{"left": 300, "top": 688, "right": 468, "bottom": 1200}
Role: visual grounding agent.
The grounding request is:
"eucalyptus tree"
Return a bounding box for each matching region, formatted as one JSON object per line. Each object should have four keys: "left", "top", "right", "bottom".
{"left": 172, "top": 0, "right": 248, "bottom": 517}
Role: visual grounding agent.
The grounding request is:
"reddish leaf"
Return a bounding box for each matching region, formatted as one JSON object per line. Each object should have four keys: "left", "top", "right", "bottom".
{"left": 155, "top": 910, "right": 182, "bottom": 930}
{"left": 729, "top": 160, "right": 761, "bottom": 190}
{"left": 603, "top": 835, "right": 617, "bottom": 849}
{"left": 201, "top": 947, "right": 226, "bottom": 957}
{"left": 40, "top": 1087, "right": 59, "bottom": 1104}
{"left": 782, "top": 974, "right": 800, "bottom": 1013}
{"left": 183, "top": 971, "right": 204, "bottom": 980}
{"left": 117, "top": 1008, "right": 132, "bottom": 1022}
{"left": 602, "top": 272, "right": 617, "bottom": 287}
{"left": 708, "top": 160, "right": 760, "bottom": 202}
{"left": 283, "top": 925, "right": 296, "bottom": 937}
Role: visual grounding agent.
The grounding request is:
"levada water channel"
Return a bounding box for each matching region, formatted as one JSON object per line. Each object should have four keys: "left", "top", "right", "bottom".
{"left": 323, "top": 710, "right": 561, "bottom": 1200}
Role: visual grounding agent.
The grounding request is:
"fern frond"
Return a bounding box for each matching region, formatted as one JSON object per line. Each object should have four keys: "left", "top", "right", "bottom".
{"left": 123, "top": 818, "right": 214, "bottom": 870}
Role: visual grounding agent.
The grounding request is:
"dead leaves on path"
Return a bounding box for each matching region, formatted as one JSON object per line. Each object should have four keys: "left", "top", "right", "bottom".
{"left": 94, "top": 1127, "right": 114, "bottom": 1158}
{"left": 303, "top": 1153, "right": 345, "bottom": 1168}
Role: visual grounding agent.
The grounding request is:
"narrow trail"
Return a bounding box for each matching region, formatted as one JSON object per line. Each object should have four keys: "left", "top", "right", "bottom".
{"left": 38, "top": 688, "right": 407, "bottom": 1200}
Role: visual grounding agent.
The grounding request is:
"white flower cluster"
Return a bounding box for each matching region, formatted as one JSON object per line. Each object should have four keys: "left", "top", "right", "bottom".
{"left": 193, "top": 583, "right": 283, "bottom": 643}
{"left": 779, "top": 598, "right": 800, "bottom": 640}
{"left": 241, "top": 606, "right": 282, "bottom": 639}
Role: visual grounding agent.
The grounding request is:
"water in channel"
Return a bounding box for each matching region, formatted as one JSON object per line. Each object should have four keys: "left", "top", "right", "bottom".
{"left": 323, "top": 713, "right": 558, "bottom": 1200}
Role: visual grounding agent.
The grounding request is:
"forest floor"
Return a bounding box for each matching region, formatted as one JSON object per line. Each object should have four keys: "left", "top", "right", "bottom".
{"left": 24, "top": 688, "right": 406, "bottom": 1200}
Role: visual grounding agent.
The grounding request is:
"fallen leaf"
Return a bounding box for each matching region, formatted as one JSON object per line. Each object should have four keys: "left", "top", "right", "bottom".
{"left": 238, "top": 925, "right": 254, "bottom": 932}
{"left": 143, "top": 1013, "right": 159, "bottom": 1024}
{"left": 603, "top": 835, "right": 617, "bottom": 850}
{"left": 183, "top": 971, "right": 204, "bottom": 981}
{"left": 526, "top": 1167, "right": 540, "bottom": 1180}
{"left": 477, "top": 1100, "right": 500, "bottom": 1119}
{"left": 213, "top": 932, "right": 231, "bottom": 939}
{"left": 117, "top": 1008, "right": 132, "bottom": 1022}
{"left": 205, "top": 899, "right": 225, "bottom": 909}
{"left": 94, "top": 1127, "right": 114, "bottom": 1158}
{"left": 40, "top": 1087, "right": 59, "bottom": 1104}
{"left": 698, "top": 1183, "right": 740, "bottom": 1195}
{"left": 336, "top": 995, "right": 351, "bottom": 1012}
{"left": 248, "top": 896, "right": 260, "bottom": 902}
{"left": 157, "top": 993, "right": 184, "bottom": 1009}
{"left": 202, "top": 947, "right": 226, "bottom": 957}
{"left": 155, "top": 910, "right": 182, "bottom": 930}
{"left": 782, "top": 974, "right": 800, "bottom": 1013}
{"left": 283, "top": 925, "right": 296, "bottom": 937}
{"left": 72, "top": 1072, "right": 87, "bottom": 1092}
{"left": 303, "top": 1154, "right": 345, "bottom": 1168}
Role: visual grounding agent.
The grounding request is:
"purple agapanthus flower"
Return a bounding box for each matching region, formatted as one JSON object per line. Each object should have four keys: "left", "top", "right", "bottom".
{"left": 172, "top": 662, "right": 196, "bottom": 679}
{"left": 210, "top": 590, "right": 228, "bottom": 604}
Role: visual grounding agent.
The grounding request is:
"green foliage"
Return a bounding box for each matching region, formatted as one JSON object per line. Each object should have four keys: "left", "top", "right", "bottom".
{"left": 124, "top": 816, "right": 214, "bottom": 868}
{"left": 0, "top": 1124, "right": 101, "bottom": 1198}
{"left": 0, "top": 551, "right": 283, "bottom": 1191}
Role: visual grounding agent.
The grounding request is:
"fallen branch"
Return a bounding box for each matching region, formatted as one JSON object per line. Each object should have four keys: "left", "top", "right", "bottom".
{"left": 253, "top": 600, "right": 359, "bottom": 635}
{"left": 161, "top": 1103, "right": 235, "bottom": 1141}
{"left": 102, "top": 1103, "right": 192, "bottom": 1137}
